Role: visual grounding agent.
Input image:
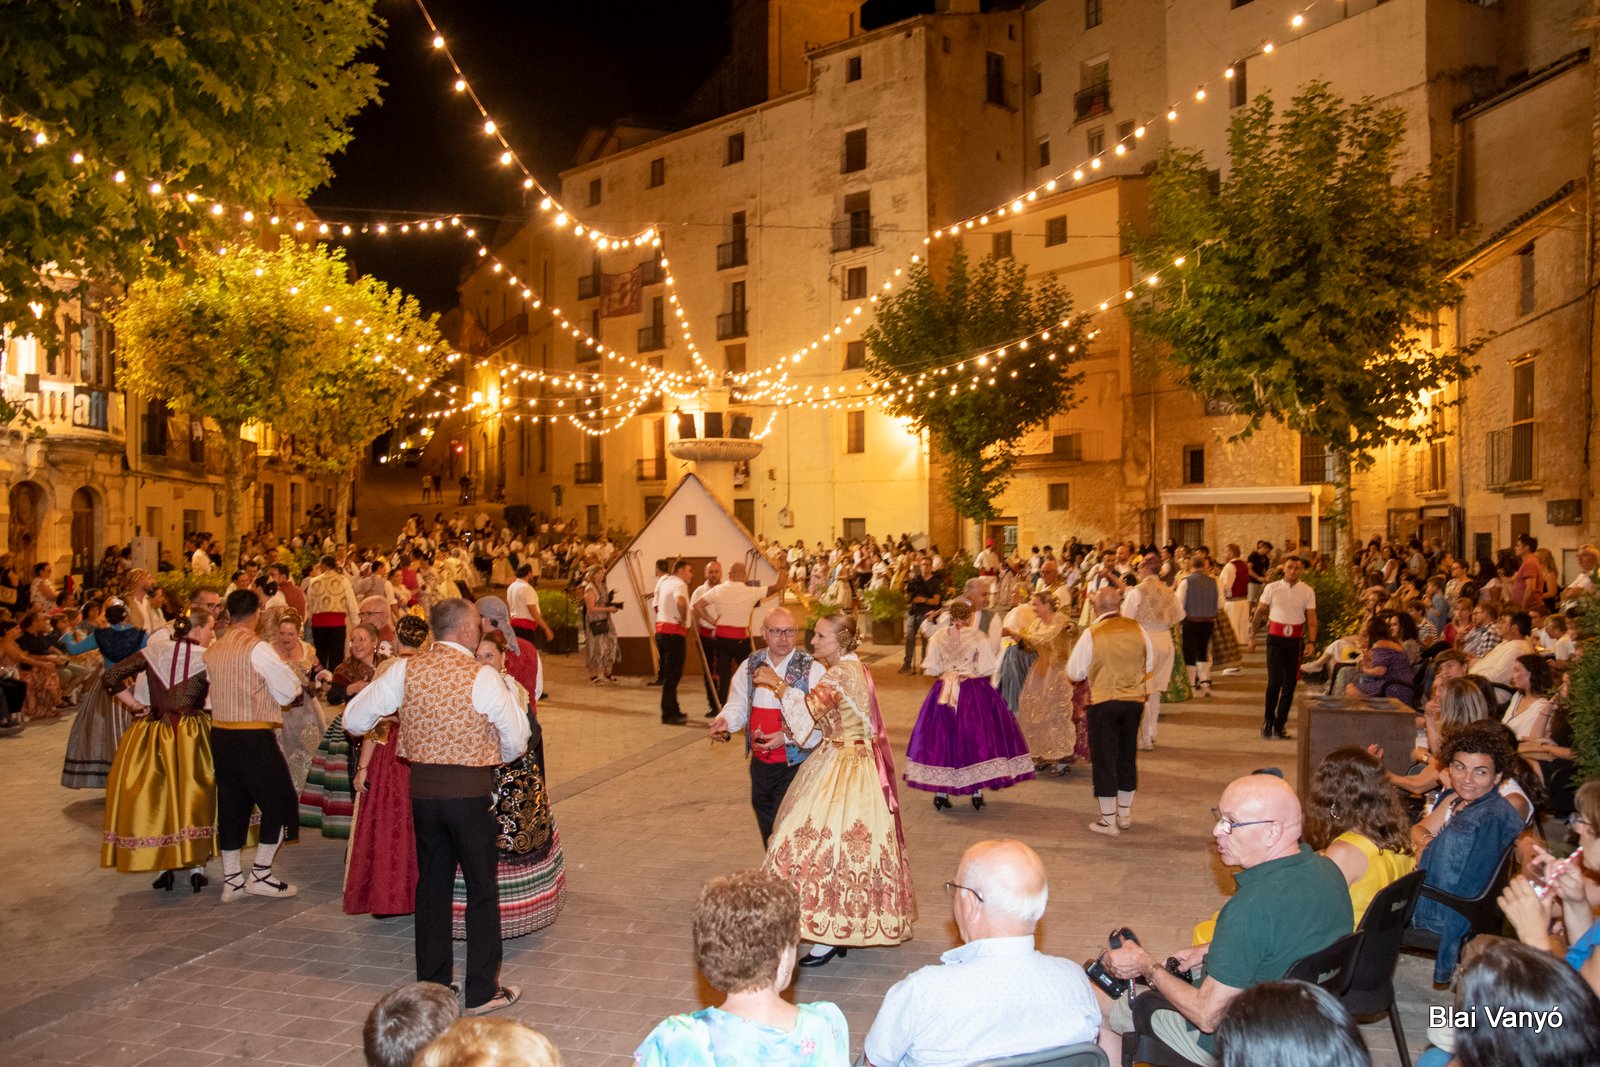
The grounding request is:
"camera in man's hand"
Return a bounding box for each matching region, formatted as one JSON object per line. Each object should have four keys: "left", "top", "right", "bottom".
{"left": 1084, "top": 927, "right": 1140, "bottom": 999}
{"left": 1165, "top": 956, "right": 1198, "bottom": 983}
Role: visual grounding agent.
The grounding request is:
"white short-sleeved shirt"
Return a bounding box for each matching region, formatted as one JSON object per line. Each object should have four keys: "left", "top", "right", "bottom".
{"left": 1260, "top": 578, "right": 1317, "bottom": 625}
{"left": 654, "top": 574, "right": 689, "bottom": 627}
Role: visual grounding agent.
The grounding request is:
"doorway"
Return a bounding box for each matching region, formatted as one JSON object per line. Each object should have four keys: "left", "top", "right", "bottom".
{"left": 70, "top": 487, "right": 100, "bottom": 584}
{"left": 7, "top": 481, "right": 46, "bottom": 574}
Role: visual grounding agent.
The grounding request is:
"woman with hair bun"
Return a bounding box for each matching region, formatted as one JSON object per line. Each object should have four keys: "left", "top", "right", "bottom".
{"left": 101, "top": 606, "right": 219, "bottom": 892}
{"left": 762, "top": 610, "right": 915, "bottom": 968}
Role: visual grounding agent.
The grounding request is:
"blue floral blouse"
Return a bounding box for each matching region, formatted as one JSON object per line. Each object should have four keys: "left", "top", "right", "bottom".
{"left": 634, "top": 1002, "right": 850, "bottom": 1067}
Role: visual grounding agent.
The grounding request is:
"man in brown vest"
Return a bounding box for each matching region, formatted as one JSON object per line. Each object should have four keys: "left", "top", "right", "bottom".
{"left": 205, "top": 590, "right": 308, "bottom": 900}
{"left": 1066, "top": 587, "right": 1154, "bottom": 837}
{"left": 345, "top": 598, "right": 530, "bottom": 1015}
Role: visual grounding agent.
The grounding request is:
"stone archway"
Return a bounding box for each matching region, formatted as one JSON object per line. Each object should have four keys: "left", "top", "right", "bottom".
{"left": 70, "top": 486, "right": 102, "bottom": 584}
{"left": 7, "top": 481, "right": 47, "bottom": 574}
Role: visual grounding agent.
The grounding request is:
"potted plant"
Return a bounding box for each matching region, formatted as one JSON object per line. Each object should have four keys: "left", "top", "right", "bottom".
{"left": 861, "top": 586, "right": 907, "bottom": 646}
{"left": 536, "top": 587, "right": 582, "bottom": 654}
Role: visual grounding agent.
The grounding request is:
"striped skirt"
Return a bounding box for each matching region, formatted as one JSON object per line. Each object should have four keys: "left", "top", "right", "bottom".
{"left": 452, "top": 827, "right": 566, "bottom": 941}
{"left": 299, "top": 713, "right": 357, "bottom": 839}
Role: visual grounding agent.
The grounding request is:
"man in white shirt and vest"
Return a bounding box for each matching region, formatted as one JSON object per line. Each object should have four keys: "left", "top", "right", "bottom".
{"left": 708, "top": 607, "right": 825, "bottom": 846}
{"left": 1067, "top": 587, "right": 1155, "bottom": 837}
{"left": 689, "top": 560, "right": 725, "bottom": 717}
{"left": 204, "top": 590, "right": 308, "bottom": 901}
{"left": 654, "top": 559, "right": 693, "bottom": 724}
{"left": 305, "top": 554, "right": 362, "bottom": 671}
{"left": 1253, "top": 555, "right": 1317, "bottom": 740}
{"left": 701, "top": 562, "right": 788, "bottom": 716}
{"left": 345, "top": 598, "right": 530, "bottom": 1016}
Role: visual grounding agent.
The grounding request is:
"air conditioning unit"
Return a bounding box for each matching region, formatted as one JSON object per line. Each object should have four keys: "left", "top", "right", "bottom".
{"left": 777, "top": 507, "right": 794, "bottom": 528}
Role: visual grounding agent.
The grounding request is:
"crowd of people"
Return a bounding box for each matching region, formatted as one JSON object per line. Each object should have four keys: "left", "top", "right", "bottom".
{"left": 8, "top": 508, "right": 1600, "bottom": 1065}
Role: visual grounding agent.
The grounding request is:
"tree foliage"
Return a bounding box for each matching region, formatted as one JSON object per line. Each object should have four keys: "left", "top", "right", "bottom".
{"left": 1128, "top": 82, "right": 1478, "bottom": 460}
{"left": 0, "top": 0, "right": 382, "bottom": 336}
{"left": 863, "top": 244, "right": 1083, "bottom": 520}
{"left": 114, "top": 241, "right": 444, "bottom": 559}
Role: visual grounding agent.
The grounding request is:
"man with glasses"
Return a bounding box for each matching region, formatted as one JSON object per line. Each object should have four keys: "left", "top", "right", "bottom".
{"left": 707, "top": 607, "right": 824, "bottom": 846}
{"left": 358, "top": 595, "right": 396, "bottom": 647}
{"left": 1095, "top": 774, "right": 1350, "bottom": 1065}
{"left": 863, "top": 839, "right": 1099, "bottom": 1066}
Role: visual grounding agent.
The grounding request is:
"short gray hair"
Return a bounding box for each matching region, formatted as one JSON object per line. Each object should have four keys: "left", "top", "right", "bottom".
{"left": 429, "top": 598, "right": 478, "bottom": 644}
{"left": 962, "top": 848, "right": 1049, "bottom": 924}
{"left": 964, "top": 577, "right": 991, "bottom": 598}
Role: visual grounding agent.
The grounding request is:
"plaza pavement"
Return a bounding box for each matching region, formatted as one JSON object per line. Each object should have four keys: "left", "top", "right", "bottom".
{"left": 0, "top": 640, "right": 1441, "bottom": 1066}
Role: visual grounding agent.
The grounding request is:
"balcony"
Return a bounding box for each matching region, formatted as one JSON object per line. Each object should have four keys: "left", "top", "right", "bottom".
{"left": 577, "top": 273, "right": 601, "bottom": 300}
{"left": 486, "top": 311, "right": 527, "bottom": 351}
{"left": 640, "top": 259, "right": 665, "bottom": 285}
{"left": 1075, "top": 82, "right": 1112, "bottom": 120}
{"left": 1486, "top": 424, "right": 1537, "bottom": 490}
{"left": 638, "top": 323, "right": 667, "bottom": 351}
{"left": 636, "top": 456, "right": 667, "bottom": 481}
{"left": 832, "top": 217, "right": 874, "bottom": 252}
{"left": 716, "top": 310, "right": 749, "bottom": 340}
{"left": 139, "top": 414, "right": 257, "bottom": 480}
{"left": 574, "top": 461, "right": 604, "bottom": 484}
{"left": 716, "top": 238, "right": 748, "bottom": 270}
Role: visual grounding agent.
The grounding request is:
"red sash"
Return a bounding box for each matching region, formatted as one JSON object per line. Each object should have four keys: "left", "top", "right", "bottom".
{"left": 714, "top": 626, "right": 749, "bottom": 640}
{"left": 655, "top": 622, "right": 687, "bottom": 636}
{"left": 1268, "top": 621, "right": 1305, "bottom": 639}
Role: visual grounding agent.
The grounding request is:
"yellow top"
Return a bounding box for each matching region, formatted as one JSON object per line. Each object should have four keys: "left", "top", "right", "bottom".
{"left": 1336, "top": 829, "right": 1417, "bottom": 927}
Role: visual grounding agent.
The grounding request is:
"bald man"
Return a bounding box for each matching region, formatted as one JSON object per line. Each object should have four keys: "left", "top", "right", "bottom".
{"left": 1096, "top": 775, "right": 1351, "bottom": 1065}
{"left": 708, "top": 607, "right": 825, "bottom": 846}
{"left": 864, "top": 840, "right": 1099, "bottom": 1066}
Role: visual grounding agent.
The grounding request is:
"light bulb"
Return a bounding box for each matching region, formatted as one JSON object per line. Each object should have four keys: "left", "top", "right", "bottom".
{"left": 483, "top": 120, "right": 496, "bottom": 134}
{"left": 454, "top": 79, "right": 466, "bottom": 92}
{"left": 499, "top": 150, "right": 512, "bottom": 165}
{"left": 1292, "top": 14, "right": 1305, "bottom": 27}
{"left": 432, "top": 34, "right": 445, "bottom": 48}
{"left": 1195, "top": 88, "right": 1207, "bottom": 101}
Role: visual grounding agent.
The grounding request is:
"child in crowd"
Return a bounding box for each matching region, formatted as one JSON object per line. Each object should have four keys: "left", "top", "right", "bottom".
{"left": 363, "top": 982, "right": 460, "bottom": 1067}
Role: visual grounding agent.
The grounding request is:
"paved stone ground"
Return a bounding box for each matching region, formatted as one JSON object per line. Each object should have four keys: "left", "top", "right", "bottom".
{"left": 0, "top": 643, "right": 1441, "bottom": 1066}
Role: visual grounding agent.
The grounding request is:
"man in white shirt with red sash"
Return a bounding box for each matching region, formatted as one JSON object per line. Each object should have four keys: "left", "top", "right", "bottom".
{"left": 689, "top": 560, "right": 725, "bottom": 717}
{"left": 701, "top": 562, "right": 788, "bottom": 716}
{"left": 1253, "top": 556, "right": 1317, "bottom": 741}
{"left": 654, "top": 559, "right": 692, "bottom": 724}
{"left": 708, "top": 607, "right": 825, "bottom": 846}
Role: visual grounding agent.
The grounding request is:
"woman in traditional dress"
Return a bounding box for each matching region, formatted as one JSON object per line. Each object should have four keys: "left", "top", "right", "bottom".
{"left": 451, "top": 630, "right": 565, "bottom": 941}
{"left": 904, "top": 597, "right": 1035, "bottom": 811}
{"left": 300, "top": 622, "right": 386, "bottom": 839}
{"left": 268, "top": 609, "right": 329, "bottom": 795}
{"left": 1122, "top": 559, "right": 1185, "bottom": 751}
{"left": 490, "top": 531, "right": 516, "bottom": 587}
{"left": 762, "top": 610, "right": 915, "bottom": 968}
{"left": 59, "top": 602, "right": 149, "bottom": 787}
{"left": 995, "top": 585, "right": 1038, "bottom": 715}
{"left": 581, "top": 565, "right": 620, "bottom": 685}
{"left": 343, "top": 613, "right": 428, "bottom": 917}
{"left": 100, "top": 607, "right": 217, "bottom": 892}
{"left": 1016, "top": 592, "right": 1080, "bottom": 775}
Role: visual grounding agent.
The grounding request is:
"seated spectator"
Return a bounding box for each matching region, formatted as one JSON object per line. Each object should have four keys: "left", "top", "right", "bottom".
{"left": 1498, "top": 780, "right": 1600, "bottom": 996}
{"left": 1467, "top": 610, "right": 1534, "bottom": 687}
{"left": 1097, "top": 775, "right": 1351, "bottom": 1065}
{"left": 1502, "top": 654, "right": 1556, "bottom": 741}
{"left": 1214, "top": 980, "right": 1371, "bottom": 1067}
{"left": 1409, "top": 721, "right": 1526, "bottom": 984}
{"left": 864, "top": 839, "right": 1099, "bottom": 1066}
{"left": 1458, "top": 600, "right": 1501, "bottom": 658}
{"left": 635, "top": 869, "right": 848, "bottom": 1067}
{"left": 364, "top": 982, "right": 461, "bottom": 1067}
{"left": 417, "top": 1018, "right": 561, "bottom": 1067}
{"left": 1387, "top": 673, "right": 1485, "bottom": 800}
{"left": 1344, "top": 614, "right": 1415, "bottom": 702}
{"left": 1415, "top": 937, "right": 1600, "bottom": 1067}
{"left": 1540, "top": 613, "right": 1576, "bottom": 661}
{"left": 1304, "top": 748, "right": 1416, "bottom": 927}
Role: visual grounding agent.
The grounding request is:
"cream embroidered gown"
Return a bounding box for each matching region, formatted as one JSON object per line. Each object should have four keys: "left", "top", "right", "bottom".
{"left": 763, "top": 655, "right": 916, "bottom": 947}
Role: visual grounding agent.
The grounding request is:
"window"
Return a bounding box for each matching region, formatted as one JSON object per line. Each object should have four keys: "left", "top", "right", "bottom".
{"left": 588, "top": 178, "right": 602, "bottom": 206}
{"left": 843, "top": 265, "right": 868, "bottom": 300}
{"left": 726, "top": 132, "right": 745, "bottom": 165}
{"left": 1518, "top": 243, "right": 1536, "bottom": 315}
{"left": 843, "top": 128, "right": 867, "bottom": 173}
{"left": 1170, "top": 519, "right": 1204, "bottom": 548}
{"left": 1087, "top": 127, "right": 1105, "bottom": 156}
{"left": 1051, "top": 433, "right": 1083, "bottom": 460}
{"left": 586, "top": 504, "right": 600, "bottom": 537}
{"left": 844, "top": 340, "right": 866, "bottom": 370}
{"left": 1048, "top": 483, "right": 1071, "bottom": 511}
{"left": 1085, "top": 0, "right": 1103, "bottom": 29}
{"left": 985, "top": 52, "right": 1007, "bottom": 107}
{"left": 992, "top": 231, "right": 1013, "bottom": 259}
{"left": 1037, "top": 139, "right": 1051, "bottom": 168}
{"left": 1297, "top": 518, "right": 1335, "bottom": 557}
{"left": 648, "top": 157, "right": 665, "bottom": 188}
{"left": 1030, "top": 65, "right": 1043, "bottom": 96}
{"left": 837, "top": 191, "right": 872, "bottom": 250}
{"left": 1076, "top": 61, "right": 1111, "bottom": 119}
{"left": 645, "top": 495, "right": 665, "bottom": 518}
{"left": 843, "top": 517, "right": 868, "bottom": 542}
{"left": 734, "top": 498, "right": 756, "bottom": 530}
{"left": 846, "top": 55, "right": 862, "bottom": 82}
{"left": 1420, "top": 439, "right": 1448, "bottom": 494}
{"left": 846, "top": 410, "right": 866, "bottom": 453}
{"left": 1117, "top": 120, "right": 1135, "bottom": 141}
{"left": 1228, "top": 60, "right": 1248, "bottom": 109}
{"left": 725, "top": 344, "right": 746, "bottom": 372}
{"left": 1510, "top": 359, "right": 1535, "bottom": 482}
{"left": 1182, "top": 445, "right": 1205, "bottom": 485}
{"left": 1300, "top": 434, "right": 1336, "bottom": 484}
{"left": 1045, "top": 216, "right": 1068, "bottom": 246}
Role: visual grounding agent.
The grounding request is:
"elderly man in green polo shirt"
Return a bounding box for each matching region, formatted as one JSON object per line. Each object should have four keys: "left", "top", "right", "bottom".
{"left": 1095, "top": 774, "right": 1352, "bottom": 1065}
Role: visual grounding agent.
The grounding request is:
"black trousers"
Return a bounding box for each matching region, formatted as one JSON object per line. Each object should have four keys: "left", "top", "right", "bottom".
{"left": 1086, "top": 700, "right": 1142, "bottom": 798}
{"left": 412, "top": 794, "right": 501, "bottom": 1007}
{"left": 1180, "top": 619, "right": 1215, "bottom": 665}
{"left": 751, "top": 757, "right": 801, "bottom": 846}
{"left": 657, "top": 633, "right": 686, "bottom": 717}
{"left": 211, "top": 728, "right": 299, "bottom": 851}
{"left": 1264, "top": 634, "right": 1303, "bottom": 733}
{"left": 714, "top": 636, "right": 747, "bottom": 709}
{"left": 903, "top": 613, "right": 929, "bottom": 669}
{"left": 310, "top": 624, "right": 345, "bottom": 673}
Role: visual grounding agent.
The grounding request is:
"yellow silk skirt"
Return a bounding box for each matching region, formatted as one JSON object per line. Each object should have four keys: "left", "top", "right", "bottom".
{"left": 101, "top": 715, "right": 218, "bottom": 872}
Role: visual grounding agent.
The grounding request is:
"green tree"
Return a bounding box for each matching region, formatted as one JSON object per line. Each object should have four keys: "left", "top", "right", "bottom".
{"left": 1130, "top": 83, "right": 1479, "bottom": 558}
{"left": 114, "top": 241, "right": 443, "bottom": 562}
{"left": 863, "top": 244, "right": 1083, "bottom": 521}
{"left": 0, "top": 0, "right": 382, "bottom": 337}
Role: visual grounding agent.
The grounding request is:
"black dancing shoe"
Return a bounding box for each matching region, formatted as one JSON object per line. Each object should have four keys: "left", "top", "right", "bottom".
{"left": 933, "top": 795, "right": 952, "bottom": 812}
{"left": 1261, "top": 725, "right": 1273, "bottom": 739}
{"left": 971, "top": 793, "right": 986, "bottom": 811}
{"left": 151, "top": 870, "right": 175, "bottom": 892}
{"left": 190, "top": 871, "right": 209, "bottom": 894}
{"left": 798, "top": 946, "right": 849, "bottom": 968}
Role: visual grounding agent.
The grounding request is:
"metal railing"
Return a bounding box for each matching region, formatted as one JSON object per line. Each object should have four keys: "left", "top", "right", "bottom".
{"left": 831, "top": 217, "right": 874, "bottom": 252}
{"left": 636, "top": 456, "right": 667, "bottom": 481}
{"left": 577, "top": 274, "right": 601, "bottom": 300}
{"left": 716, "top": 310, "right": 748, "bottom": 339}
{"left": 716, "top": 238, "right": 748, "bottom": 270}
{"left": 637, "top": 324, "right": 667, "bottom": 351}
{"left": 574, "top": 462, "right": 604, "bottom": 484}
{"left": 1075, "top": 82, "right": 1112, "bottom": 120}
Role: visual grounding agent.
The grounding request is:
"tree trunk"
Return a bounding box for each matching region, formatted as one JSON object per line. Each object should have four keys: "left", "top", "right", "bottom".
{"left": 221, "top": 418, "right": 243, "bottom": 569}
{"left": 1333, "top": 450, "right": 1353, "bottom": 572}
{"left": 335, "top": 463, "right": 353, "bottom": 545}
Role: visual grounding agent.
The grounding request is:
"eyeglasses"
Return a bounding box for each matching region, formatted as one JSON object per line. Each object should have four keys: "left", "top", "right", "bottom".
{"left": 1448, "top": 760, "right": 1497, "bottom": 781}
{"left": 1569, "top": 813, "right": 1592, "bottom": 831}
{"left": 766, "top": 628, "right": 797, "bottom": 637}
{"left": 943, "top": 880, "right": 984, "bottom": 903}
{"left": 1212, "top": 808, "right": 1277, "bottom": 834}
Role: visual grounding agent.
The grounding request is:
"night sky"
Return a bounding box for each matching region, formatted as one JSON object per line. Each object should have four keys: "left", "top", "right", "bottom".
{"left": 308, "top": 0, "right": 731, "bottom": 313}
